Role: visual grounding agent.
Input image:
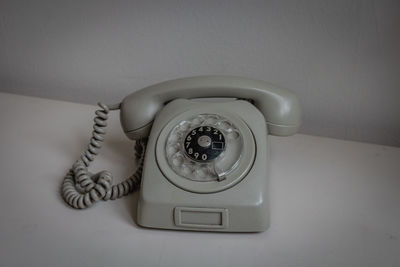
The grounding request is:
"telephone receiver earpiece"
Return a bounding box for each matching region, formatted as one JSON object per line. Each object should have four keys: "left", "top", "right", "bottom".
{"left": 120, "top": 76, "right": 302, "bottom": 140}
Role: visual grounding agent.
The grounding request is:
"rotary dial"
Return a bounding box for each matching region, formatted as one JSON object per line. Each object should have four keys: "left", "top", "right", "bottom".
{"left": 165, "top": 114, "right": 243, "bottom": 182}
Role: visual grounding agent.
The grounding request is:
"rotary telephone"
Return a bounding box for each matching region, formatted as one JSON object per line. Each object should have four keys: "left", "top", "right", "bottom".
{"left": 62, "top": 76, "right": 301, "bottom": 232}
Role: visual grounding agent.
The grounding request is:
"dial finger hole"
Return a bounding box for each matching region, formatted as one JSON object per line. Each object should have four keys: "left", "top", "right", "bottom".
{"left": 218, "top": 121, "right": 231, "bottom": 130}
{"left": 227, "top": 131, "right": 239, "bottom": 140}
{"left": 181, "top": 165, "right": 192, "bottom": 176}
{"left": 172, "top": 155, "right": 184, "bottom": 167}
{"left": 195, "top": 168, "right": 208, "bottom": 179}
{"left": 204, "top": 117, "right": 217, "bottom": 125}
{"left": 167, "top": 145, "right": 179, "bottom": 157}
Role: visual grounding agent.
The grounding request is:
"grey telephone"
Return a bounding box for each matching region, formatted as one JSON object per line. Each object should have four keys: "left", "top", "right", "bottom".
{"left": 62, "top": 76, "right": 301, "bottom": 232}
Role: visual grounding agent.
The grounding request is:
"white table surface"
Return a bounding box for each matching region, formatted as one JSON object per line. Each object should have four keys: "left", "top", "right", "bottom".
{"left": 0, "top": 92, "right": 399, "bottom": 267}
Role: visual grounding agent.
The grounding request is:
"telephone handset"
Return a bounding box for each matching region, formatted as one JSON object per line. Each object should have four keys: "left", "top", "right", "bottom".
{"left": 62, "top": 76, "right": 301, "bottom": 232}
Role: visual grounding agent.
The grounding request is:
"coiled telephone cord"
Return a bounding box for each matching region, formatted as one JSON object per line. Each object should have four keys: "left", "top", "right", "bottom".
{"left": 61, "top": 103, "right": 147, "bottom": 209}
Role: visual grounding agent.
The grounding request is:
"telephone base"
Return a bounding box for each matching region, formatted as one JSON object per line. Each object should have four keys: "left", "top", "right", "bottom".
{"left": 137, "top": 99, "right": 270, "bottom": 232}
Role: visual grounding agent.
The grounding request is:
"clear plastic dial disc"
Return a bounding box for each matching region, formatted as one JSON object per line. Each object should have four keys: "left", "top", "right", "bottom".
{"left": 165, "top": 114, "right": 243, "bottom": 182}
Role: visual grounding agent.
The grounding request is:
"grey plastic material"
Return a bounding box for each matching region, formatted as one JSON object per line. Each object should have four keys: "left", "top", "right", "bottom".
{"left": 137, "top": 99, "right": 270, "bottom": 232}
{"left": 120, "top": 75, "right": 301, "bottom": 140}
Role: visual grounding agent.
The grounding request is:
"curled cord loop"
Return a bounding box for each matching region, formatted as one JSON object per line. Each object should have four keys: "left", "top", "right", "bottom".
{"left": 61, "top": 102, "right": 147, "bottom": 209}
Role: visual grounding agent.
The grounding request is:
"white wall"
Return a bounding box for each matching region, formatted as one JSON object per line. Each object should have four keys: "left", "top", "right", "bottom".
{"left": 0, "top": 0, "right": 399, "bottom": 146}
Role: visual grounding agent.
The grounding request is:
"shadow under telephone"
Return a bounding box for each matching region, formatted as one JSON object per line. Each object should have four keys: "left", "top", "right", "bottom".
{"left": 62, "top": 76, "right": 301, "bottom": 232}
